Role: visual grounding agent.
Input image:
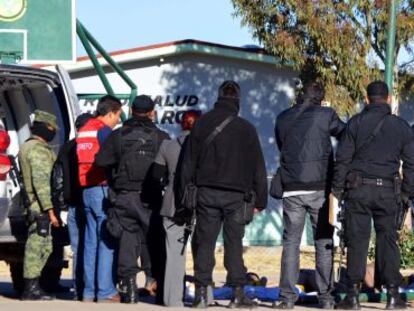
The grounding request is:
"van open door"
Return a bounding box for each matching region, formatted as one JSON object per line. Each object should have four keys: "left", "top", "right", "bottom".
{"left": 55, "top": 65, "right": 80, "bottom": 139}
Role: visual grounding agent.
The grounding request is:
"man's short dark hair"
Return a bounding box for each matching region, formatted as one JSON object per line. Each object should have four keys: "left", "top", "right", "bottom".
{"left": 131, "top": 95, "right": 155, "bottom": 114}
{"left": 302, "top": 81, "right": 325, "bottom": 105}
{"left": 367, "top": 81, "right": 389, "bottom": 104}
{"left": 95, "top": 95, "right": 122, "bottom": 117}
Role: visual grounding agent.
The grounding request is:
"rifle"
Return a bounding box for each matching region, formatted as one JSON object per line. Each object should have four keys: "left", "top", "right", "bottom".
{"left": 396, "top": 197, "right": 411, "bottom": 231}
{"left": 8, "top": 155, "right": 33, "bottom": 213}
{"left": 335, "top": 200, "right": 346, "bottom": 282}
{"left": 395, "top": 175, "right": 411, "bottom": 231}
{"left": 177, "top": 207, "right": 196, "bottom": 255}
{"left": 329, "top": 193, "right": 346, "bottom": 282}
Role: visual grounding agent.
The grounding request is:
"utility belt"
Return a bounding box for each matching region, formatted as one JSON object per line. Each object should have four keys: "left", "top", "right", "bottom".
{"left": 361, "top": 178, "right": 394, "bottom": 188}
{"left": 346, "top": 171, "right": 399, "bottom": 191}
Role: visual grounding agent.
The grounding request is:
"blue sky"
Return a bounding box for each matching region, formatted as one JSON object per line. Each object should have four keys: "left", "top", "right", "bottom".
{"left": 76, "top": 0, "right": 257, "bottom": 56}
{"left": 75, "top": 1, "right": 412, "bottom": 67}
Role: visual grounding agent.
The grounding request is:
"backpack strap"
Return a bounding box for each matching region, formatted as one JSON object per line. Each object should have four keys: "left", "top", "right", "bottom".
{"left": 198, "top": 115, "right": 236, "bottom": 165}
{"left": 204, "top": 116, "right": 235, "bottom": 147}
{"left": 355, "top": 114, "right": 389, "bottom": 156}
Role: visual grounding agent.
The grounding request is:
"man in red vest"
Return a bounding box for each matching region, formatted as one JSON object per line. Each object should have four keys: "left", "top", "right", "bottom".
{"left": 76, "top": 95, "right": 122, "bottom": 302}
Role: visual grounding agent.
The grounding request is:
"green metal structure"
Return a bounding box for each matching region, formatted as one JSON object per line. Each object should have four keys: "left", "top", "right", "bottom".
{"left": 78, "top": 94, "right": 130, "bottom": 101}
{"left": 384, "top": 0, "right": 398, "bottom": 95}
{"left": 76, "top": 20, "right": 137, "bottom": 121}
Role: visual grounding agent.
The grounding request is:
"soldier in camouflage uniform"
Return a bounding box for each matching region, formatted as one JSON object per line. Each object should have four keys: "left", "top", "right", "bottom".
{"left": 19, "top": 110, "right": 60, "bottom": 300}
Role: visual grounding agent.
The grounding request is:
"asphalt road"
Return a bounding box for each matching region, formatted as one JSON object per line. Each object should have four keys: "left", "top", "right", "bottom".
{"left": 0, "top": 277, "right": 410, "bottom": 310}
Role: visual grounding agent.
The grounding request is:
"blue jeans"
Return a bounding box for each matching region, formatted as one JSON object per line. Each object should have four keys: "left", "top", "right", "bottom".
{"left": 67, "top": 205, "right": 85, "bottom": 299}
{"left": 280, "top": 191, "right": 334, "bottom": 303}
{"left": 82, "top": 186, "right": 117, "bottom": 300}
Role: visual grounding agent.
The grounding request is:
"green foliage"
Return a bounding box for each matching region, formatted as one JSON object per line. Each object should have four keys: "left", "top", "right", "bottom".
{"left": 397, "top": 229, "right": 414, "bottom": 269}
{"left": 232, "top": 0, "right": 414, "bottom": 115}
{"left": 368, "top": 229, "right": 414, "bottom": 269}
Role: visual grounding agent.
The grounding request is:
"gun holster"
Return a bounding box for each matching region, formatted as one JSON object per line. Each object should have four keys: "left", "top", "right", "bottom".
{"left": 35, "top": 213, "right": 50, "bottom": 237}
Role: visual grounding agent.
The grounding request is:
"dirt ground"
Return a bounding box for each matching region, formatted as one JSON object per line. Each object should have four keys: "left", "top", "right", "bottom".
{"left": 0, "top": 246, "right": 412, "bottom": 309}
{"left": 0, "top": 246, "right": 411, "bottom": 284}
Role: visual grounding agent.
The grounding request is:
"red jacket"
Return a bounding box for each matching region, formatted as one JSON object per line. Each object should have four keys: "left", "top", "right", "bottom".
{"left": 76, "top": 118, "right": 107, "bottom": 187}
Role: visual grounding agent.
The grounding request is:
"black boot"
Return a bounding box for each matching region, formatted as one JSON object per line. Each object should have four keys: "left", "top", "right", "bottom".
{"left": 119, "top": 277, "right": 139, "bottom": 304}
{"left": 335, "top": 283, "right": 361, "bottom": 310}
{"left": 228, "top": 286, "right": 257, "bottom": 309}
{"left": 193, "top": 286, "right": 208, "bottom": 309}
{"left": 21, "top": 278, "right": 54, "bottom": 301}
{"left": 386, "top": 285, "right": 406, "bottom": 310}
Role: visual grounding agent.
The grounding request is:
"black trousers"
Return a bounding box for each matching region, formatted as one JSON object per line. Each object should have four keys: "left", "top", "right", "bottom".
{"left": 345, "top": 185, "right": 402, "bottom": 287}
{"left": 193, "top": 187, "right": 246, "bottom": 287}
{"left": 115, "top": 191, "right": 152, "bottom": 280}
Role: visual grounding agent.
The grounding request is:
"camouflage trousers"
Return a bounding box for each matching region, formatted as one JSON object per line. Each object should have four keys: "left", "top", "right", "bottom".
{"left": 23, "top": 222, "right": 52, "bottom": 279}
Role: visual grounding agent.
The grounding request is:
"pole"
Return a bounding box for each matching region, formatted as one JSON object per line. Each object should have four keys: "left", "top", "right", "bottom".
{"left": 76, "top": 21, "right": 115, "bottom": 96}
{"left": 384, "top": 0, "right": 398, "bottom": 94}
{"left": 76, "top": 19, "right": 138, "bottom": 120}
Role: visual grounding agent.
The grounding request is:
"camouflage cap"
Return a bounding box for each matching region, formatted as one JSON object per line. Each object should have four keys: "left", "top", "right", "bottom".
{"left": 33, "top": 110, "right": 58, "bottom": 130}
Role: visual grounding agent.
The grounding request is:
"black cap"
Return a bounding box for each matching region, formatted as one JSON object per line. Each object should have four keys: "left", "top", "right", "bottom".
{"left": 75, "top": 113, "right": 93, "bottom": 130}
{"left": 132, "top": 95, "right": 155, "bottom": 113}
{"left": 367, "top": 81, "right": 389, "bottom": 98}
{"left": 218, "top": 80, "right": 240, "bottom": 99}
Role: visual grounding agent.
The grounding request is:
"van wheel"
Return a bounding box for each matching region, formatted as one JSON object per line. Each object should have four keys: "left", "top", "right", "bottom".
{"left": 9, "top": 262, "right": 24, "bottom": 293}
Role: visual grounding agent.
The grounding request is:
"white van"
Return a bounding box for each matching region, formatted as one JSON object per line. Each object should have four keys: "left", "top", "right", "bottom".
{"left": 0, "top": 64, "right": 79, "bottom": 292}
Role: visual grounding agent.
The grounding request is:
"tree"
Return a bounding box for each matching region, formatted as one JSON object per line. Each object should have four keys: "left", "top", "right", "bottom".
{"left": 232, "top": 0, "right": 414, "bottom": 115}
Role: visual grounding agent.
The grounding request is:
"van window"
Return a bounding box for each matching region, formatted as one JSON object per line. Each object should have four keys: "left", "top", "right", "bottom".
{"left": 4, "top": 82, "right": 70, "bottom": 153}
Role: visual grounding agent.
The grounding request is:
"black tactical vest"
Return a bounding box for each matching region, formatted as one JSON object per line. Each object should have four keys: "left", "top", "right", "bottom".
{"left": 114, "top": 125, "right": 158, "bottom": 191}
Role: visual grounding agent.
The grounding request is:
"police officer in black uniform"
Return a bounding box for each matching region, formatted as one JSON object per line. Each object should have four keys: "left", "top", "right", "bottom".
{"left": 96, "top": 95, "right": 170, "bottom": 303}
{"left": 332, "top": 81, "right": 414, "bottom": 310}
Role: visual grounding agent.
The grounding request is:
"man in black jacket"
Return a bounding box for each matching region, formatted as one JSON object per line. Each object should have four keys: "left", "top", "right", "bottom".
{"left": 52, "top": 112, "right": 92, "bottom": 300}
{"left": 333, "top": 81, "right": 414, "bottom": 310}
{"left": 179, "top": 81, "right": 268, "bottom": 309}
{"left": 274, "top": 81, "right": 344, "bottom": 310}
{"left": 95, "top": 95, "right": 170, "bottom": 304}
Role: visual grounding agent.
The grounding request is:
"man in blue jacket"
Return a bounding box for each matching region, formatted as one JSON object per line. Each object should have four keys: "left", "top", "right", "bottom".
{"left": 274, "top": 81, "right": 345, "bottom": 309}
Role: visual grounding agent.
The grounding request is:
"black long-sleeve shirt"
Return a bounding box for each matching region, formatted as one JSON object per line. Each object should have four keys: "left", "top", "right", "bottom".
{"left": 178, "top": 98, "right": 268, "bottom": 209}
{"left": 333, "top": 103, "right": 414, "bottom": 196}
